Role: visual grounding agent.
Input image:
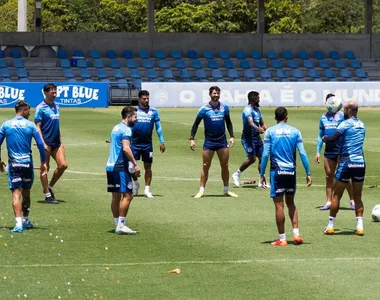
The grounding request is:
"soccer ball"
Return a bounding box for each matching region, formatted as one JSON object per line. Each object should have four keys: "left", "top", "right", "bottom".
{"left": 325, "top": 96, "right": 342, "bottom": 113}
{"left": 371, "top": 205, "right": 380, "bottom": 222}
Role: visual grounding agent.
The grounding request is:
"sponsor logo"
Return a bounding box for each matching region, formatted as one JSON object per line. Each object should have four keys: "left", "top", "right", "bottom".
{"left": 278, "top": 162, "right": 294, "bottom": 168}
{"left": 11, "top": 163, "right": 30, "bottom": 168}
{"left": 12, "top": 177, "right": 22, "bottom": 183}
{"left": 107, "top": 184, "right": 115, "bottom": 188}
{"left": 348, "top": 163, "right": 365, "bottom": 168}
{"left": 277, "top": 170, "right": 295, "bottom": 175}
{"left": 43, "top": 85, "right": 100, "bottom": 106}
{"left": 0, "top": 85, "right": 26, "bottom": 106}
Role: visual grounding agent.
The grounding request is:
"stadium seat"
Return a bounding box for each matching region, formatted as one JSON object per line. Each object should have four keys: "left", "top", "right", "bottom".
{"left": 63, "top": 69, "right": 74, "bottom": 79}
{"left": 0, "top": 50, "right": 4, "bottom": 58}
{"left": 134, "top": 79, "right": 142, "bottom": 89}
{"left": 335, "top": 59, "right": 346, "bottom": 69}
{"left": 195, "top": 69, "right": 207, "bottom": 80}
{"left": 303, "top": 59, "right": 314, "bottom": 69}
{"left": 313, "top": 50, "right": 325, "bottom": 60}
{"left": 129, "top": 69, "right": 141, "bottom": 79}
{"left": 73, "top": 49, "right": 84, "bottom": 57}
{"left": 123, "top": 50, "right": 133, "bottom": 59}
{"left": 287, "top": 60, "right": 299, "bottom": 69}
{"left": 84, "top": 79, "right": 93, "bottom": 82}
{"left": 227, "top": 69, "right": 239, "bottom": 80}
{"left": 117, "top": 79, "right": 130, "bottom": 88}
{"left": 179, "top": 69, "right": 192, "bottom": 81}
{"left": 235, "top": 50, "right": 246, "bottom": 59}
{"left": 11, "top": 49, "right": 22, "bottom": 58}
{"left": 224, "top": 60, "right": 234, "bottom": 69}
{"left": 207, "top": 60, "right": 219, "bottom": 69}
{"left": 89, "top": 49, "right": 101, "bottom": 59}
{"left": 113, "top": 69, "right": 125, "bottom": 79}
{"left": 57, "top": 49, "right": 68, "bottom": 59}
{"left": 345, "top": 50, "right": 356, "bottom": 60}
{"left": 211, "top": 69, "right": 223, "bottom": 79}
{"left": 139, "top": 50, "right": 150, "bottom": 59}
{"left": 298, "top": 50, "right": 309, "bottom": 60}
{"left": 271, "top": 60, "right": 283, "bottom": 69}
{"left": 255, "top": 60, "right": 266, "bottom": 69}
{"left": 276, "top": 69, "right": 288, "bottom": 80}
{"left": 191, "top": 60, "right": 202, "bottom": 69}
{"left": 109, "top": 59, "right": 121, "bottom": 69}
{"left": 93, "top": 59, "right": 104, "bottom": 69}
{"left": 239, "top": 60, "right": 250, "bottom": 69}
{"left": 260, "top": 69, "right": 271, "bottom": 79}
{"left": 158, "top": 60, "right": 170, "bottom": 69}
{"left": 12, "top": 59, "right": 24, "bottom": 68}
{"left": 97, "top": 69, "right": 108, "bottom": 79}
{"left": 0, "top": 59, "right": 8, "bottom": 68}
{"left": 282, "top": 50, "right": 293, "bottom": 60}
{"left": 170, "top": 50, "right": 182, "bottom": 59}
{"left": 0, "top": 68, "right": 10, "bottom": 79}
{"left": 308, "top": 69, "right": 320, "bottom": 80}
{"left": 126, "top": 59, "right": 138, "bottom": 69}
{"left": 350, "top": 60, "right": 361, "bottom": 68}
{"left": 244, "top": 69, "right": 255, "bottom": 80}
{"left": 80, "top": 69, "right": 91, "bottom": 79}
{"left": 154, "top": 50, "right": 166, "bottom": 60}
{"left": 101, "top": 79, "right": 110, "bottom": 83}
{"left": 162, "top": 69, "right": 174, "bottom": 80}
{"left": 175, "top": 60, "right": 186, "bottom": 69}
{"left": 203, "top": 50, "right": 214, "bottom": 59}
{"left": 16, "top": 68, "right": 28, "bottom": 78}
{"left": 340, "top": 69, "right": 352, "bottom": 80}
{"left": 324, "top": 69, "right": 336, "bottom": 79}
{"left": 329, "top": 50, "right": 340, "bottom": 60}
{"left": 250, "top": 50, "right": 262, "bottom": 59}
{"left": 319, "top": 60, "right": 330, "bottom": 69}
{"left": 292, "top": 69, "right": 304, "bottom": 79}
{"left": 146, "top": 69, "right": 158, "bottom": 80}
{"left": 187, "top": 50, "right": 198, "bottom": 59}
{"left": 19, "top": 78, "right": 29, "bottom": 82}
{"left": 106, "top": 50, "right": 117, "bottom": 59}
{"left": 60, "top": 59, "right": 71, "bottom": 68}
{"left": 355, "top": 69, "right": 367, "bottom": 79}
{"left": 67, "top": 78, "right": 77, "bottom": 82}
{"left": 76, "top": 59, "right": 88, "bottom": 68}
{"left": 266, "top": 50, "right": 277, "bottom": 60}
{"left": 219, "top": 50, "right": 230, "bottom": 59}
{"left": 142, "top": 59, "right": 154, "bottom": 69}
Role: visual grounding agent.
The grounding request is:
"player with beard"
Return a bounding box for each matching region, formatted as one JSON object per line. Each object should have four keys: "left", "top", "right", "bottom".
{"left": 232, "top": 91, "right": 269, "bottom": 188}
{"left": 189, "top": 86, "right": 237, "bottom": 198}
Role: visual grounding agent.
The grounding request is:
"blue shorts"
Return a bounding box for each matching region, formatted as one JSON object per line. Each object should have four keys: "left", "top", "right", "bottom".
{"left": 269, "top": 169, "right": 296, "bottom": 198}
{"left": 203, "top": 138, "right": 228, "bottom": 151}
{"left": 242, "top": 138, "right": 263, "bottom": 158}
{"left": 106, "top": 171, "right": 133, "bottom": 193}
{"left": 132, "top": 143, "right": 153, "bottom": 164}
{"left": 324, "top": 152, "right": 339, "bottom": 161}
{"left": 8, "top": 162, "right": 34, "bottom": 190}
{"left": 335, "top": 161, "right": 366, "bottom": 183}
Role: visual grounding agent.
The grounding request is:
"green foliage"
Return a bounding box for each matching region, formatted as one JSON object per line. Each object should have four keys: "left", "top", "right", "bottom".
{"left": 0, "top": 0, "right": 35, "bottom": 32}
{"left": 265, "top": 0, "right": 303, "bottom": 33}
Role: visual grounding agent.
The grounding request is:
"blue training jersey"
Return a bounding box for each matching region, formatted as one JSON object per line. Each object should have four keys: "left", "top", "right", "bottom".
{"left": 260, "top": 122, "right": 310, "bottom": 175}
{"left": 336, "top": 118, "right": 365, "bottom": 163}
{"left": 34, "top": 101, "right": 61, "bottom": 146}
{"left": 132, "top": 106, "right": 164, "bottom": 145}
{"left": 106, "top": 122, "right": 132, "bottom": 172}
{"left": 197, "top": 102, "right": 230, "bottom": 141}
{"left": 242, "top": 105, "right": 262, "bottom": 139}
{"left": 319, "top": 111, "right": 344, "bottom": 155}
{"left": 0, "top": 116, "right": 45, "bottom": 164}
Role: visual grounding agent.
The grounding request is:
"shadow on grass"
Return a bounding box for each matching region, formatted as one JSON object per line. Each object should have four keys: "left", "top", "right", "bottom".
{"left": 261, "top": 240, "right": 310, "bottom": 246}
{"left": 315, "top": 206, "right": 354, "bottom": 211}
{"left": 190, "top": 194, "right": 240, "bottom": 198}
{"left": 133, "top": 194, "right": 163, "bottom": 198}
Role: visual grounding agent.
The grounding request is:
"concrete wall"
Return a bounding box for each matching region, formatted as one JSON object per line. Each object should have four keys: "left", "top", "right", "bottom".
{"left": 0, "top": 32, "right": 379, "bottom": 58}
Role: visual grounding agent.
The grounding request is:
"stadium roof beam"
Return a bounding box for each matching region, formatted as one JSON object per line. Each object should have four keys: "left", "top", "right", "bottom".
{"left": 148, "top": 0, "right": 155, "bottom": 33}
{"left": 365, "top": 0, "right": 373, "bottom": 34}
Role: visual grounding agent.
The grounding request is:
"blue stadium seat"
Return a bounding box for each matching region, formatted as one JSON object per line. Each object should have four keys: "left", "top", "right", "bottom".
{"left": 0, "top": 59, "right": 8, "bottom": 68}
{"left": 73, "top": 49, "right": 84, "bottom": 57}
{"left": 60, "top": 59, "right": 71, "bottom": 68}
{"left": 219, "top": 50, "right": 230, "bottom": 59}
{"left": 303, "top": 59, "right": 314, "bottom": 69}
{"left": 113, "top": 69, "right": 125, "bottom": 79}
{"left": 203, "top": 50, "right": 214, "bottom": 59}
{"left": 287, "top": 60, "right": 299, "bottom": 69}
{"left": 110, "top": 59, "right": 121, "bottom": 69}
{"left": 163, "top": 69, "right": 174, "bottom": 80}
{"left": 266, "top": 50, "right": 277, "bottom": 60}
{"left": 117, "top": 79, "right": 130, "bottom": 88}
{"left": 308, "top": 69, "right": 320, "bottom": 79}
{"left": 97, "top": 69, "right": 108, "bottom": 79}
{"left": 340, "top": 69, "right": 352, "bottom": 80}
{"left": 250, "top": 50, "right": 262, "bottom": 59}
{"left": 255, "top": 60, "right": 266, "bottom": 69}
{"left": 123, "top": 50, "right": 133, "bottom": 59}
{"left": 106, "top": 50, "right": 117, "bottom": 59}
{"left": 335, "top": 59, "right": 346, "bottom": 69}
{"left": 244, "top": 69, "right": 255, "bottom": 80}
{"left": 67, "top": 78, "right": 77, "bottom": 82}
{"left": 324, "top": 69, "right": 336, "bottom": 79}
{"left": 76, "top": 59, "right": 88, "bottom": 68}
{"left": 329, "top": 50, "right": 340, "bottom": 60}
{"left": 158, "top": 60, "right": 170, "bottom": 69}
{"left": 223, "top": 60, "right": 234, "bottom": 69}
{"left": 63, "top": 69, "right": 74, "bottom": 79}
{"left": 89, "top": 49, "right": 101, "bottom": 59}
{"left": 313, "top": 50, "right": 325, "bottom": 60}
{"left": 11, "top": 49, "right": 22, "bottom": 58}
{"left": 211, "top": 69, "right": 223, "bottom": 79}
{"left": 195, "top": 69, "right": 207, "bottom": 80}
{"left": 271, "top": 60, "right": 282, "bottom": 69}
{"left": 228, "top": 69, "right": 239, "bottom": 80}
{"left": 345, "top": 50, "right": 356, "bottom": 60}
{"left": 129, "top": 69, "right": 141, "bottom": 79}
{"left": 319, "top": 60, "right": 330, "bottom": 69}
{"left": 355, "top": 69, "right": 367, "bottom": 79}
{"left": 187, "top": 50, "right": 198, "bottom": 59}
{"left": 175, "top": 60, "right": 186, "bottom": 69}
{"left": 179, "top": 69, "right": 192, "bottom": 81}
{"left": 126, "top": 59, "right": 138, "bottom": 69}
{"left": 235, "top": 50, "right": 246, "bottom": 59}
{"left": 276, "top": 69, "right": 288, "bottom": 80}
{"left": 154, "top": 50, "right": 166, "bottom": 60}
{"left": 0, "top": 68, "right": 10, "bottom": 79}
{"left": 298, "top": 50, "right": 309, "bottom": 60}
{"left": 171, "top": 50, "right": 182, "bottom": 59}
{"left": 0, "top": 50, "right": 4, "bottom": 58}
{"left": 350, "top": 60, "right": 361, "bottom": 68}
{"left": 16, "top": 68, "right": 28, "bottom": 78}
{"left": 101, "top": 79, "right": 110, "bottom": 83}
{"left": 84, "top": 79, "right": 93, "bottom": 82}
{"left": 282, "top": 50, "right": 293, "bottom": 60}
{"left": 57, "top": 49, "right": 68, "bottom": 59}
{"left": 191, "top": 60, "right": 202, "bottom": 69}
{"left": 93, "top": 59, "right": 104, "bottom": 69}
{"left": 134, "top": 79, "right": 142, "bottom": 89}
{"left": 239, "top": 60, "right": 250, "bottom": 69}
{"left": 292, "top": 69, "right": 304, "bottom": 79}
{"left": 139, "top": 50, "right": 150, "bottom": 59}
{"left": 13, "top": 59, "right": 24, "bottom": 68}
{"left": 260, "top": 69, "right": 271, "bottom": 79}
{"left": 19, "top": 78, "right": 29, "bottom": 82}
{"left": 80, "top": 69, "right": 91, "bottom": 79}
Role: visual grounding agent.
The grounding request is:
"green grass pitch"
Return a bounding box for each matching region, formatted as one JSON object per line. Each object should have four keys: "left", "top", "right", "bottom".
{"left": 0, "top": 107, "right": 380, "bottom": 299}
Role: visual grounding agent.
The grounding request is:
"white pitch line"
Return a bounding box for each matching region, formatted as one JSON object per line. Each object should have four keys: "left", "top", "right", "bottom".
{"left": 1, "top": 257, "right": 380, "bottom": 268}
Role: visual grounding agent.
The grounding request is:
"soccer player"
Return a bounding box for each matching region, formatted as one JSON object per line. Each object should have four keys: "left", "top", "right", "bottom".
{"left": 322, "top": 101, "right": 366, "bottom": 236}
{"left": 106, "top": 106, "right": 140, "bottom": 235}
{"left": 131, "top": 90, "right": 165, "bottom": 198}
{"left": 260, "top": 107, "right": 312, "bottom": 246}
{"left": 315, "top": 93, "right": 354, "bottom": 211}
{"left": 35, "top": 83, "right": 68, "bottom": 204}
{"left": 0, "top": 101, "right": 47, "bottom": 233}
{"left": 189, "top": 86, "right": 237, "bottom": 198}
{"left": 232, "top": 91, "right": 268, "bottom": 188}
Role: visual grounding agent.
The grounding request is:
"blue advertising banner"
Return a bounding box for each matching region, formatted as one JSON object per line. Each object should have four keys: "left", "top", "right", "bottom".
{"left": 0, "top": 82, "right": 109, "bottom": 108}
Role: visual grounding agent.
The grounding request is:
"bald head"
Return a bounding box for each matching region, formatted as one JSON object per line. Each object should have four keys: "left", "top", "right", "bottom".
{"left": 343, "top": 100, "right": 359, "bottom": 119}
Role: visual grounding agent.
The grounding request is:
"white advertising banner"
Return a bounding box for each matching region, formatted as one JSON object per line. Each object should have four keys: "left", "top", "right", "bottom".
{"left": 142, "top": 82, "right": 380, "bottom": 107}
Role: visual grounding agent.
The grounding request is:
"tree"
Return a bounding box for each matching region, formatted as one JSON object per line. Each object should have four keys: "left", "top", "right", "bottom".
{"left": 265, "top": 0, "right": 303, "bottom": 33}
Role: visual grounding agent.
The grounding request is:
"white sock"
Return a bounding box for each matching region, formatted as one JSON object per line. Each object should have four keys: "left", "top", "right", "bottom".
{"left": 325, "top": 201, "right": 331, "bottom": 205}
{"left": 15, "top": 217, "right": 22, "bottom": 227}
{"left": 356, "top": 216, "right": 363, "bottom": 229}
{"left": 328, "top": 216, "right": 335, "bottom": 228}
{"left": 224, "top": 186, "right": 229, "bottom": 192}
{"left": 145, "top": 186, "right": 150, "bottom": 193}
{"left": 45, "top": 192, "right": 51, "bottom": 198}
{"left": 236, "top": 169, "right": 241, "bottom": 175}
{"left": 114, "top": 217, "right": 119, "bottom": 226}
{"left": 200, "top": 186, "right": 205, "bottom": 193}
{"left": 279, "top": 233, "right": 286, "bottom": 241}
{"left": 293, "top": 228, "right": 300, "bottom": 236}
{"left": 117, "top": 217, "right": 126, "bottom": 227}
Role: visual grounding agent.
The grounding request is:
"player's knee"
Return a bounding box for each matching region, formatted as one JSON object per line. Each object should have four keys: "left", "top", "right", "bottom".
{"left": 58, "top": 163, "right": 68, "bottom": 170}
{"left": 202, "top": 162, "right": 211, "bottom": 169}
{"left": 248, "top": 156, "right": 256, "bottom": 164}
{"left": 220, "top": 162, "right": 229, "bottom": 169}
{"left": 325, "top": 172, "right": 334, "bottom": 179}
